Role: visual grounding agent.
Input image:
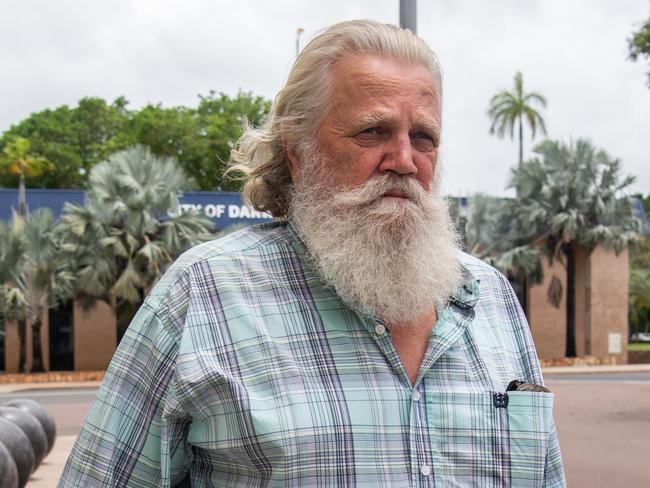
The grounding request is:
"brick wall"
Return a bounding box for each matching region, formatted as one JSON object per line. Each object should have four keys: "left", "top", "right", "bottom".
{"left": 73, "top": 299, "right": 117, "bottom": 371}
{"left": 527, "top": 244, "right": 629, "bottom": 363}
{"left": 527, "top": 255, "right": 567, "bottom": 359}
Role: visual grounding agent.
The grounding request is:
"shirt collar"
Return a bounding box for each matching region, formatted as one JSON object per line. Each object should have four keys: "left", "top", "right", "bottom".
{"left": 449, "top": 264, "right": 481, "bottom": 310}
{"left": 286, "top": 219, "right": 308, "bottom": 255}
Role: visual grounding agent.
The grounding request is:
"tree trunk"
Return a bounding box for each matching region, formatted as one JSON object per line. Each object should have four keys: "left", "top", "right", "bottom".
{"left": 564, "top": 244, "right": 577, "bottom": 357}
{"left": 31, "top": 320, "right": 45, "bottom": 373}
{"left": 18, "top": 320, "right": 26, "bottom": 372}
{"left": 18, "top": 172, "right": 27, "bottom": 217}
{"left": 518, "top": 115, "right": 523, "bottom": 170}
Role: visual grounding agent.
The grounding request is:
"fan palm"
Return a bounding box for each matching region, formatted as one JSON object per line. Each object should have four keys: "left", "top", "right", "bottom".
{"left": 494, "top": 139, "right": 641, "bottom": 356}
{"left": 488, "top": 72, "right": 547, "bottom": 169}
{"left": 59, "top": 145, "right": 214, "bottom": 318}
{"left": 0, "top": 210, "right": 75, "bottom": 372}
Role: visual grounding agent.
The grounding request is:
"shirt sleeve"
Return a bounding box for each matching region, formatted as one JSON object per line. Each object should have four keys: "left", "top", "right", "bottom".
{"left": 58, "top": 296, "right": 191, "bottom": 487}
{"left": 543, "top": 420, "right": 566, "bottom": 487}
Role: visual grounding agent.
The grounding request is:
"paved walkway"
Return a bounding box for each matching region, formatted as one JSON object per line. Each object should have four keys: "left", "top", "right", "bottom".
{"left": 27, "top": 436, "right": 76, "bottom": 487}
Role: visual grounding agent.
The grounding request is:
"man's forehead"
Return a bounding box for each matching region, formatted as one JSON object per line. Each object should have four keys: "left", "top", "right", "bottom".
{"left": 331, "top": 53, "right": 438, "bottom": 97}
{"left": 327, "top": 54, "right": 440, "bottom": 115}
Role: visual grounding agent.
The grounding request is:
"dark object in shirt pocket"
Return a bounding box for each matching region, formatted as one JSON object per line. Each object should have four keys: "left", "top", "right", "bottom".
{"left": 506, "top": 379, "right": 551, "bottom": 393}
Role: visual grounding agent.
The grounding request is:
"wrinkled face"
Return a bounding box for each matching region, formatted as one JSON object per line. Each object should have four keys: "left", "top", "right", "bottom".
{"left": 290, "top": 53, "right": 441, "bottom": 196}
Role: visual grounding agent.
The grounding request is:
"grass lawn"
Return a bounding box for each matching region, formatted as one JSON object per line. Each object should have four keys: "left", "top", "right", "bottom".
{"left": 628, "top": 342, "right": 650, "bottom": 351}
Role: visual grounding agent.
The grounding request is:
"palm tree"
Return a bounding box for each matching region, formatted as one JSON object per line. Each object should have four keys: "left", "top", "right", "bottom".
{"left": 466, "top": 194, "right": 543, "bottom": 312}
{"left": 59, "top": 145, "right": 214, "bottom": 333}
{"left": 0, "top": 210, "right": 75, "bottom": 372}
{"left": 488, "top": 72, "right": 548, "bottom": 170}
{"left": 0, "top": 136, "right": 54, "bottom": 217}
{"left": 493, "top": 139, "right": 641, "bottom": 356}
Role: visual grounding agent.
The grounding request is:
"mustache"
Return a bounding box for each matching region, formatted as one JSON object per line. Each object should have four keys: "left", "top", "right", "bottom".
{"left": 331, "top": 174, "right": 428, "bottom": 207}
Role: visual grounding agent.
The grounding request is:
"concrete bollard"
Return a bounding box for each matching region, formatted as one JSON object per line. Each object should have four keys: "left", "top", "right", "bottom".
{"left": 0, "top": 418, "right": 34, "bottom": 488}
{"left": 0, "top": 399, "right": 58, "bottom": 487}
{"left": 4, "top": 399, "right": 56, "bottom": 455}
{"left": 0, "top": 440, "right": 19, "bottom": 488}
{"left": 0, "top": 407, "right": 48, "bottom": 468}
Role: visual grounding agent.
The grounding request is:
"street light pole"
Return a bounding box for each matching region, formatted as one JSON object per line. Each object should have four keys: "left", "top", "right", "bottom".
{"left": 296, "top": 28, "right": 305, "bottom": 57}
{"left": 399, "top": 0, "right": 417, "bottom": 34}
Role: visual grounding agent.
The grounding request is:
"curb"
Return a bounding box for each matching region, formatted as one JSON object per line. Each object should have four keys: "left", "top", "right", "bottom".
{"left": 542, "top": 364, "right": 650, "bottom": 375}
{"left": 0, "top": 381, "right": 103, "bottom": 394}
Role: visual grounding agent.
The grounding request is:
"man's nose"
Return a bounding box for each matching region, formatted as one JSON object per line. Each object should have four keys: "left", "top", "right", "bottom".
{"left": 378, "top": 133, "right": 418, "bottom": 175}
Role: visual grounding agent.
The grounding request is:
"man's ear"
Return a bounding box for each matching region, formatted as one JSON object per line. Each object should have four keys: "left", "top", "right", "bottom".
{"left": 286, "top": 145, "right": 302, "bottom": 183}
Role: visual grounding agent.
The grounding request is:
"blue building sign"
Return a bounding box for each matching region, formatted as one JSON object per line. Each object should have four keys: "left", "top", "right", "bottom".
{"left": 0, "top": 189, "right": 273, "bottom": 229}
{"left": 633, "top": 198, "right": 650, "bottom": 236}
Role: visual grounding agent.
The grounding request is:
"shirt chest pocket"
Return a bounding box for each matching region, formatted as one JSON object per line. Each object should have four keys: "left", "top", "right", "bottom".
{"left": 426, "top": 391, "right": 554, "bottom": 487}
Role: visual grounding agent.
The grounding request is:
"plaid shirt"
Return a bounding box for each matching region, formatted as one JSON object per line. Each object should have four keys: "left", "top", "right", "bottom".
{"left": 60, "top": 222, "right": 565, "bottom": 487}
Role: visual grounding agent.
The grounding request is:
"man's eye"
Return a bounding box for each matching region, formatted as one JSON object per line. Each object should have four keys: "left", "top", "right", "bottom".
{"left": 354, "top": 127, "right": 385, "bottom": 143}
{"left": 411, "top": 132, "right": 437, "bottom": 150}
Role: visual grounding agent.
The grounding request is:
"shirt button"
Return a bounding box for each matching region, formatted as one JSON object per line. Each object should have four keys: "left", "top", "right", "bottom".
{"left": 374, "top": 324, "right": 386, "bottom": 335}
{"left": 412, "top": 390, "right": 421, "bottom": 402}
{"left": 420, "top": 465, "right": 431, "bottom": 476}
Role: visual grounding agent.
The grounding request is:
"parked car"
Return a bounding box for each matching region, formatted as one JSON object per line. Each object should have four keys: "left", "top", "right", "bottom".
{"left": 630, "top": 332, "right": 650, "bottom": 343}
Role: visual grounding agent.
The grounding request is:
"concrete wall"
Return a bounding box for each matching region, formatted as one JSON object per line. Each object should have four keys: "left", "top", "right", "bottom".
{"left": 527, "top": 255, "right": 567, "bottom": 360}
{"left": 73, "top": 299, "right": 117, "bottom": 371}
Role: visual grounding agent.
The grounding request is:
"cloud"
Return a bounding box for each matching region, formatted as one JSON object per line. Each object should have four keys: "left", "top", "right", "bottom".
{"left": 1, "top": 0, "right": 648, "bottom": 195}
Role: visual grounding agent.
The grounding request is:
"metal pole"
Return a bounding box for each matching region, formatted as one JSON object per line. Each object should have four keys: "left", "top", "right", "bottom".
{"left": 399, "top": 0, "right": 417, "bottom": 34}
{"left": 458, "top": 196, "right": 469, "bottom": 252}
{"left": 296, "top": 28, "right": 304, "bottom": 57}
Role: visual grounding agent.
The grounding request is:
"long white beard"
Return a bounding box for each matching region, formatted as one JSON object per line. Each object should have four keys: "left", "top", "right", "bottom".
{"left": 289, "top": 154, "right": 462, "bottom": 326}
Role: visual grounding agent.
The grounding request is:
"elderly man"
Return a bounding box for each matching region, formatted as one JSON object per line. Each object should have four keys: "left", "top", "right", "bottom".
{"left": 60, "top": 20, "right": 564, "bottom": 487}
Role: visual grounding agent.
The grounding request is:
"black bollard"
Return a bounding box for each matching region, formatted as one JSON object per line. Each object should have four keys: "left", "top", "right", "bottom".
{"left": 0, "top": 418, "right": 34, "bottom": 488}
{"left": 0, "top": 407, "right": 48, "bottom": 469}
{"left": 0, "top": 440, "right": 19, "bottom": 488}
{"left": 3, "top": 399, "right": 56, "bottom": 455}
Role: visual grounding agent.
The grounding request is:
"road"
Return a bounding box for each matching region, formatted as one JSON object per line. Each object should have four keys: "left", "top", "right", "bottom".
{"left": 2, "top": 372, "right": 649, "bottom": 487}
{"left": 545, "top": 372, "right": 650, "bottom": 488}
{"left": 1, "top": 388, "right": 96, "bottom": 435}
{"left": 545, "top": 371, "right": 650, "bottom": 382}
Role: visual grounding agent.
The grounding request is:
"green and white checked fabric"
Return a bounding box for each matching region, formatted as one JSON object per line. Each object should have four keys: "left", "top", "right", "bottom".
{"left": 59, "top": 222, "right": 565, "bottom": 487}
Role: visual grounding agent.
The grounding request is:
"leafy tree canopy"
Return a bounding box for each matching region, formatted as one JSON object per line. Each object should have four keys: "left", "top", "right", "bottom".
{"left": 628, "top": 15, "right": 650, "bottom": 87}
{"left": 0, "top": 91, "right": 271, "bottom": 191}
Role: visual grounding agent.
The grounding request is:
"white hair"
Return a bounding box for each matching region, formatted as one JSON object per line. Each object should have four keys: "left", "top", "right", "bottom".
{"left": 230, "top": 19, "right": 443, "bottom": 218}
{"left": 290, "top": 150, "right": 461, "bottom": 325}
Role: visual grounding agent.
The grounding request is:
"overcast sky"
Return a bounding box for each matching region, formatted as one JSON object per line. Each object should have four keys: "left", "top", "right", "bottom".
{"left": 2, "top": 0, "right": 649, "bottom": 197}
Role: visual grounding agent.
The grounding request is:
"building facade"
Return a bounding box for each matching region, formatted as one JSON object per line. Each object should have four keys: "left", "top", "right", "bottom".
{"left": 0, "top": 191, "right": 646, "bottom": 371}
